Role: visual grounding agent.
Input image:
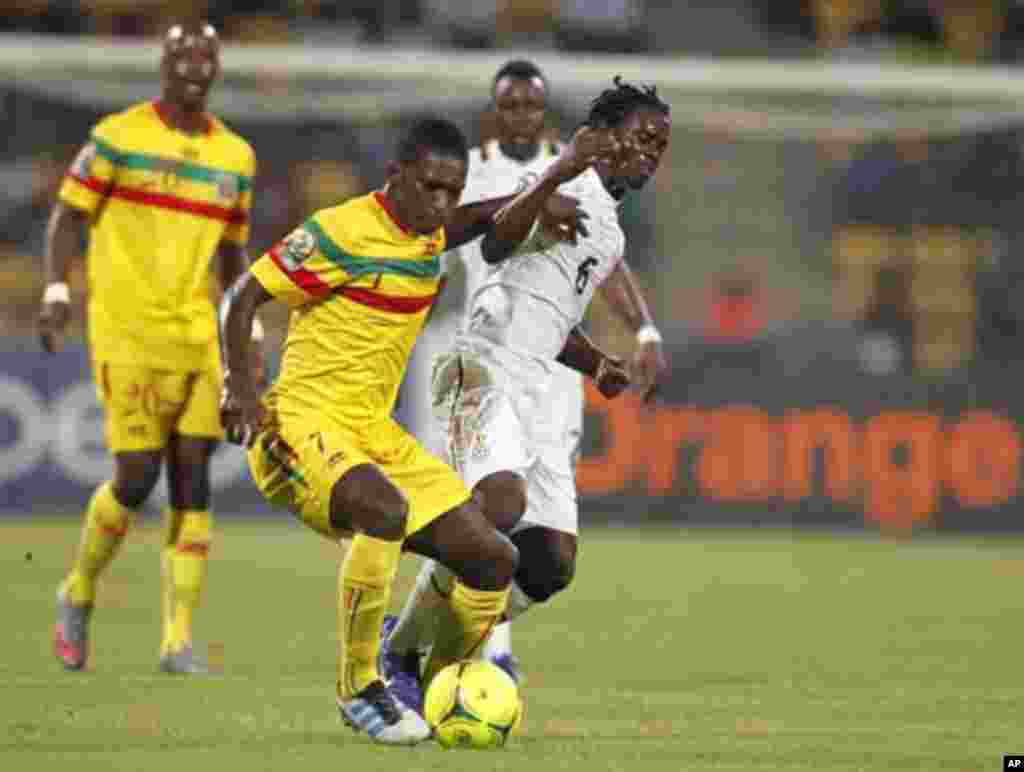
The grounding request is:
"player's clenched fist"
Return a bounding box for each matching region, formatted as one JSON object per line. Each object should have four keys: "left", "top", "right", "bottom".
{"left": 219, "top": 374, "right": 263, "bottom": 447}
{"left": 553, "top": 126, "right": 620, "bottom": 182}
{"left": 594, "top": 355, "right": 631, "bottom": 399}
{"left": 539, "top": 192, "right": 590, "bottom": 244}
{"left": 633, "top": 337, "right": 668, "bottom": 402}
{"left": 39, "top": 298, "right": 70, "bottom": 354}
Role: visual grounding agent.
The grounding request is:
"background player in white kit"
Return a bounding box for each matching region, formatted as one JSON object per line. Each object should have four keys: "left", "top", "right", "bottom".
{"left": 384, "top": 76, "right": 671, "bottom": 708}
{"left": 398, "top": 60, "right": 565, "bottom": 460}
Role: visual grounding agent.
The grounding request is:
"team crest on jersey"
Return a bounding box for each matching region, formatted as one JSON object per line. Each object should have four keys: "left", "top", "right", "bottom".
{"left": 71, "top": 142, "right": 97, "bottom": 178}
{"left": 216, "top": 172, "right": 239, "bottom": 202}
{"left": 279, "top": 228, "right": 316, "bottom": 271}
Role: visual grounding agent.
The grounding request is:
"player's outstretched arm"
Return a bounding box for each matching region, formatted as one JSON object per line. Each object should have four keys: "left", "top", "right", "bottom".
{"left": 444, "top": 192, "right": 587, "bottom": 253}
{"left": 39, "top": 202, "right": 89, "bottom": 354}
{"left": 598, "top": 258, "right": 667, "bottom": 401}
{"left": 219, "top": 271, "right": 272, "bottom": 446}
{"left": 480, "top": 125, "right": 615, "bottom": 264}
{"left": 445, "top": 195, "right": 518, "bottom": 250}
{"left": 556, "top": 326, "right": 630, "bottom": 399}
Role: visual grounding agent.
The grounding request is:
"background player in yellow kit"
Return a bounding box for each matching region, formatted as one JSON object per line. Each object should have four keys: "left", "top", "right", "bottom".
{"left": 219, "top": 117, "right": 610, "bottom": 744}
{"left": 40, "top": 21, "right": 260, "bottom": 674}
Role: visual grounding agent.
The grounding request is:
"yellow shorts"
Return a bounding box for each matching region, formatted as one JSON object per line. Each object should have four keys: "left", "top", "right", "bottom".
{"left": 94, "top": 361, "right": 224, "bottom": 453}
{"left": 247, "top": 414, "right": 470, "bottom": 541}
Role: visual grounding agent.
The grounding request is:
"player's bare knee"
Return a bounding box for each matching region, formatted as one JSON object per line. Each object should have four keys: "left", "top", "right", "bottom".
{"left": 330, "top": 464, "right": 408, "bottom": 541}
{"left": 474, "top": 471, "right": 526, "bottom": 533}
{"left": 516, "top": 562, "right": 573, "bottom": 603}
{"left": 476, "top": 530, "right": 519, "bottom": 590}
{"left": 513, "top": 528, "right": 577, "bottom": 603}
{"left": 112, "top": 452, "right": 163, "bottom": 509}
{"left": 551, "top": 552, "right": 576, "bottom": 594}
{"left": 444, "top": 520, "right": 518, "bottom": 592}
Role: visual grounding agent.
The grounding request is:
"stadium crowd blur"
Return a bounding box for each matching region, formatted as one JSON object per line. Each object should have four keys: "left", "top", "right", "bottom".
{"left": 3, "top": 0, "right": 1024, "bottom": 380}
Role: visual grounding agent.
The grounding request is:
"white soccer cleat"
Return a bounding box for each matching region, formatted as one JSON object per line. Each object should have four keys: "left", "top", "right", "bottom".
{"left": 159, "top": 644, "right": 209, "bottom": 675}
{"left": 338, "top": 680, "right": 431, "bottom": 745}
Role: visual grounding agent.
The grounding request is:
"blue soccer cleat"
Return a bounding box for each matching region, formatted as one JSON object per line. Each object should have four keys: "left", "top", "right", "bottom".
{"left": 489, "top": 652, "right": 524, "bottom": 685}
{"left": 379, "top": 614, "right": 425, "bottom": 715}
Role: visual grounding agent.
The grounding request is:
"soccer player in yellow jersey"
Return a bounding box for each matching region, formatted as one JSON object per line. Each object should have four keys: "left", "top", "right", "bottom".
{"left": 40, "top": 22, "right": 259, "bottom": 674}
{"left": 220, "top": 117, "right": 611, "bottom": 744}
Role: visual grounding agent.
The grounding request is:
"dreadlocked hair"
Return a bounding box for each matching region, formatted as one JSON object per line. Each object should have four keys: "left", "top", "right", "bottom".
{"left": 586, "top": 76, "right": 670, "bottom": 129}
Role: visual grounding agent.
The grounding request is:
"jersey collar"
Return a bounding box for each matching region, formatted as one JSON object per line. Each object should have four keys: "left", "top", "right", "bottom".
{"left": 483, "top": 138, "right": 559, "bottom": 164}
{"left": 152, "top": 100, "right": 214, "bottom": 136}
{"left": 374, "top": 190, "right": 414, "bottom": 235}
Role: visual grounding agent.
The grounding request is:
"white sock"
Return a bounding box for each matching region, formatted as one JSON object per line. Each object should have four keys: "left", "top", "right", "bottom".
{"left": 482, "top": 581, "right": 532, "bottom": 660}
{"left": 388, "top": 559, "right": 455, "bottom": 655}
{"left": 483, "top": 621, "right": 512, "bottom": 660}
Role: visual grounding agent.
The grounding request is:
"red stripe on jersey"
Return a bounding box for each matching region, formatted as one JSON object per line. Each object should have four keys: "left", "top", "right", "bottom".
{"left": 337, "top": 286, "right": 436, "bottom": 314}
{"left": 268, "top": 246, "right": 332, "bottom": 297}
{"left": 109, "top": 185, "right": 245, "bottom": 224}
{"left": 177, "top": 542, "right": 210, "bottom": 556}
{"left": 373, "top": 191, "right": 413, "bottom": 234}
{"left": 68, "top": 173, "right": 111, "bottom": 195}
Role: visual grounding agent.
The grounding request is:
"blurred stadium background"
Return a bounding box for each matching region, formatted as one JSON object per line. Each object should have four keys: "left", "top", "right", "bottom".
{"left": 4, "top": 1, "right": 1024, "bottom": 530}
{"left": 4, "top": 3, "right": 1024, "bottom": 769}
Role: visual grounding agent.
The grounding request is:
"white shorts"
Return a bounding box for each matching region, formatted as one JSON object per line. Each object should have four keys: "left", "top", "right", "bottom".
{"left": 401, "top": 318, "right": 458, "bottom": 457}
{"left": 431, "top": 340, "right": 583, "bottom": 535}
{"left": 550, "top": 362, "right": 584, "bottom": 467}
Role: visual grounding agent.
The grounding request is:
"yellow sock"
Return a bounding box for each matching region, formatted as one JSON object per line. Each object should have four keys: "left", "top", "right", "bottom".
{"left": 337, "top": 534, "right": 401, "bottom": 700}
{"left": 173, "top": 605, "right": 194, "bottom": 650}
{"left": 423, "top": 582, "right": 509, "bottom": 687}
{"left": 160, "top": 508, "right": 183, "bottom": 654}
{"left": 169, "top": 510, "right": 212, "bottom": 651}
{"left": 61, "top": 482, "right": 135, "bottom": 606}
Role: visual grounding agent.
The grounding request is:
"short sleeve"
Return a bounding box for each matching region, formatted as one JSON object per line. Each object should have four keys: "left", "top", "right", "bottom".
{"left": 222, "top": 144, "right": 256, "bottom": 246}
{"left": 507, "top": 173, "right": 594, "bottom": 258}
{"left": 572, "top": 171, "right": 625, "bottom": 266}
{"left": 57, "top": 122, "right": 120, "bottom": 215}
{"left": 460, "top": 169, "right": 488, "bottom": 206}
{"left": 250, "top": 218, "right": 351, "bottom": 308}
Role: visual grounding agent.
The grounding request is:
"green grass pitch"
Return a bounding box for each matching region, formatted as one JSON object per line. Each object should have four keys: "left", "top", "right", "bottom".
{"left": 2, "top": 518, "right": 1023, "bottom": 771}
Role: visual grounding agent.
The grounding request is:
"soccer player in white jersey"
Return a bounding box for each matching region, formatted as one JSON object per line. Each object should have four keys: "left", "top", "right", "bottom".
{"left": 384, "top": 76, "right": 671, "bottom": 709}
{"left": 399, "top": 60, "right": 565, "bottom": 459}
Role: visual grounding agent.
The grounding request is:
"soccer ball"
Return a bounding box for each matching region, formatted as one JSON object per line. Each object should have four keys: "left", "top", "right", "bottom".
{"left": 423, "top": 660, "right": 522, "bottom": 749}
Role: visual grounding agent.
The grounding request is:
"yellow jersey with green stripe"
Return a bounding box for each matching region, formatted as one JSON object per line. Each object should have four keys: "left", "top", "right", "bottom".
{"left": 59, "top": 100, "right": 255, "bottom": 371}
{"left": 252, "top": 191, "right": 445, "bottom": 427}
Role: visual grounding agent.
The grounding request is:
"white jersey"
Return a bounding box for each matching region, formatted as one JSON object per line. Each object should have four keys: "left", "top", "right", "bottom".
{"left": 456, "top": 139, "right": 563, "bottom": 315}
{"left": 463, "top": 165, "right": 625, "bottom": 364}
{"left": 401, "top": 139, "right": 566, "bottom": 454}
{"left": 432, "top": 152, "right": 625, "bottom": 537}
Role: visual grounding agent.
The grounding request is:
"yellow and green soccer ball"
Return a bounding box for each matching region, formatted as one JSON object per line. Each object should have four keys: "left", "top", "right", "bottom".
{"left": 423, "top": 660, "right": 523, "bottom": 749}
